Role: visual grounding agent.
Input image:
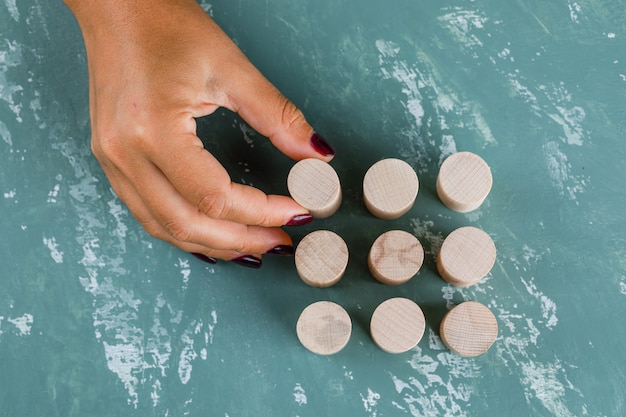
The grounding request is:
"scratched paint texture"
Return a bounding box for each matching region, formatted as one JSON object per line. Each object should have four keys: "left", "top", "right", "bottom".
{"left": 1, "top": 0, "right": 625, "bottom": 416}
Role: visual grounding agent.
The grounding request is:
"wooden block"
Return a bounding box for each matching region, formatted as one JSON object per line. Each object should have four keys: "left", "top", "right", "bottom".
{"left": 440, "top": 301, "right": 498, "bottom": 357}
{"left": 370, "top": 298, "right": 426, "bottom": 354}
{"left": 296, "top": 301, "right": 352, "bottom": 355}
{"left": 436, "top": 151, "right": 492, "bottom": 213}
{"left": 368, "top": 230, "right": 424, "bottom": 285}
{"left": 437, "top": 226, "right": 496, "bottom": 287}
{"left": 363, "top": 158, "right": 419, "bottom": 219}
{"left": 287, "top": 158, "right": 342, "bottom": 218}
{"left": 295, "top": 230, "right": 349, "bottom": 288}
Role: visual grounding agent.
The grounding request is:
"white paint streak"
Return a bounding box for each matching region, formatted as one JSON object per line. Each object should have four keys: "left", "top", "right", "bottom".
{"left": 376, "top": 40, "right": 425, "bottom": 130}
{"left": 0, "top": 120, "right": 12, "bottom": 146}
{"left": 376, "top": 37, "right": 496, "bottom": 176}
{"left": 43, "top": 236, "right": 64, "bottom": 263}
{"left": 543, "top": 141, "right": 587, "bottom": 201}
{"left": 5, "top": 0, "right": 19, "bottom": 21}
{"left": 47, "top": 184, "right": 60, "bottom": 203}
{"left": 102, "top": 341, "right": 143, "bottom": 407}
{"left": 207, "top": 309, "right": 218, "bottom": 344}
{"left": 547, "top": 105, "right": 586, "bottom": 146}
{"left": 520, "top": 361, "right": 577, "bottom": 417}
{"left": 568, "top": 1, "right": 582, "bottom": 23}
{"left": 151, "top": 380, "right": 162, "bottom": 408}
{"left": 410, "top": 217, "right": 445, "bottom": 256}
{"left": 391, "top": 346, "right": 478, "bottom": 417}
{"left": 178, "top": 258, "right": 192, "bottom": 290}
{"left": 293, "top": 383, "right": 307, "bottom": 406}
{"left": 0, "top": 39, "right": 24, "bottom": 122}
{"left": 178, "top": 330, "right": 198, "bottom": 385}
{"left": 439, "top": 8, "right": 488, "bottom": 49}
{"left": 360, "top": 388, "right": 381, "bottom": 417}
{"left": 7, "top": 313, "right": 33, "bottom": 336}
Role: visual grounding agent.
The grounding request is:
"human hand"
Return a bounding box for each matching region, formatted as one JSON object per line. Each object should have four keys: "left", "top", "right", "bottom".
{"left": 65, "top": 0, "right": 335, "bottom": 267}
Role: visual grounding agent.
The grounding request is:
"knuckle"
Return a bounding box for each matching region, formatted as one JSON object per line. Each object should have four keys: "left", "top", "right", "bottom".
{"left": 197, "top": 191, "right": 228, "bottom": 219}
{"left": 91, "top": 132, "right": 132, "bottom": 167}
{"left": 163, "top": 219, "right": 193, "bottom": 242}
{"left": 232, "top": 228, "right": 253, "bottom": 253}
{"left": 279, "top": 98, "right": 306, "bottom": 132}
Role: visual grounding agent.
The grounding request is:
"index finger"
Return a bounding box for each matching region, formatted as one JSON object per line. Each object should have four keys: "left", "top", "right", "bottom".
{"left": 150, "top": 131, "right": 311, "bottom": 228}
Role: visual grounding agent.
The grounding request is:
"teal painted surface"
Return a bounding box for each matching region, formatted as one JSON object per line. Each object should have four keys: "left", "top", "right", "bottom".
{"left": 1, "top": 0, "right": 625, "bottom": 416}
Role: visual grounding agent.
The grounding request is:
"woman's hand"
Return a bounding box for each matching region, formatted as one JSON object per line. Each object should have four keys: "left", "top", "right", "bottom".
{"left": 65, "top": 0, "right": 335, "bottom": 267}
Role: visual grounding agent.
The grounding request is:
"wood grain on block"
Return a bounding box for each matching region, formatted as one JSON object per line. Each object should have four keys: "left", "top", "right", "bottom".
{"left": 370, "top": 298, "right": 425, "bottom": 354}
{"left": 437, "top": 226, "right": 496, "bottom": 287}
{"left": 363, "top": 158, "right": 418, "bottom": 219}
{"left": 440, "top": 301, "right": 498, "bottom": 357}
{"left": 296, "top": 301, "right": 352, "bottom": 355}
{"left": 287, "top": 158, "right": 342, "bottom": 218}
{"left": 295, "top": 230, "right": 349, "bottom": 288}
{"left": 437, "top": 152, "right": 492, "bottom": 213}
{"left": 368, "top": 230, "right": 424, "bottom": 285}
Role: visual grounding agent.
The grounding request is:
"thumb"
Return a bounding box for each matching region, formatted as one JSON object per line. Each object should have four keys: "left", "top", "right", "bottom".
{"left": 224, "top": 61, "right": 335, "bottom": 161}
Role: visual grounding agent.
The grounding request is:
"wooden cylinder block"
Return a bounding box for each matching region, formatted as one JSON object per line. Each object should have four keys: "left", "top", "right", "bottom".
{"left": 363, "top": 158, "right": 419, "bottom": 219}
{"left": 287, "top": 158, "right": 342, "bottom": 218}
{"left": 370, "top": 298, "right": 425, "bottom": 354}
{"left": 295, "top": 230, "right": 349, "bottom": 288}
{"left": 368, "top": 230, "right": 424, "bottom": 285}
{"left": 296, "top": 301, "right": 352, "bottom": 355}
{"left": 437, "top": 151, "right": 492, "bottom": 213}
{"left": 437, "top": 226, "right": 496, "bottom": 287}
{"left": 440, "top": 301, "right": 498, "bottom": 357}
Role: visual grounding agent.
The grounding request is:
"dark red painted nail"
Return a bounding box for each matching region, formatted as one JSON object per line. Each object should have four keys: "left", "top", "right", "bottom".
{"left": 231, "top": 255, "right": 262, "bottom": 269}
{"left": 310, "top": 132, "right": 335, "bottom": 157}
{"left": 265, "top": 245, "right": 294, "bottom": 256}
{"left": 191, "top": 253, "right": 217, "bottom": 264}
{"left": 285, "top": 213, "right": 314, "bottom": 227}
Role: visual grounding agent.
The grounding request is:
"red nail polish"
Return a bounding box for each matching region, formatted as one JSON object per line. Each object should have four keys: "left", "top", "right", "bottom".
{"left": 265, "top": 245, "right": 294, "bottom": 256}
{"left": 310, "top": 132, "right": 335, "bottom": 157}
{"left": 231, "top": 255, "right": 262, "bottom": 269}
{"left": 285, "top": 214, "right": 314, "bottom": 227}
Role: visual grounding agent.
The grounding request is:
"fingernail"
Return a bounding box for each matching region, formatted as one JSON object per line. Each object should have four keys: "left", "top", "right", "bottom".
{"left": 310, "top": 132, "right": 335, "bottom": 157}
{"left": 191, "top": 253, "right": 218, "bottom": 264}
{"left": 231, "top": 255, "right": 262, "bottom": 269}
{"left": 265, "top": 245, "right": 294, "bottom": 256}
{"left": 285, "top": 213, "right": 314, "bottom": 226}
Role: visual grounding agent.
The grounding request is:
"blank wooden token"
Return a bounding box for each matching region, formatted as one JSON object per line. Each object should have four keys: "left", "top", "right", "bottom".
{"left": 295, "top": 230, "right": 349, "bottom": 288}
{"left": 296, "top": 301, "right": 352, "bottom": 355}
{"left": 437, "top": 226, "right": 496, "bottom": 287}
{"left": 440, "top": 301, "right": 498, "bottom": 357}
{"left": 437, "top": 152, "right": 492, "bottom": 213}
{"left": 363, "top": 158, "right": 419, "bottom": 219}
{"left": 368, "top": 230, "right": 424, "bottom": 285}
{"left": 287, "top": 158, "right": 342, "bottom": 218}
{"left": 370, "top": 298, "right": 426, "bottom": 354}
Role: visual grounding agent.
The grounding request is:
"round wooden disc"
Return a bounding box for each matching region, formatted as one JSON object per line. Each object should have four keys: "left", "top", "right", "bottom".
{"left": 437, "top": 226, "right": 496, "bottom": 287}
{"left": 296, "top": 301, "right": 352, "bottom": 355}
{"left": 295, "top": 230, "right": 349, "bottom": 288}
{"left": 368, "top": 230, "right": 424, "bottom": 285}
{"left": 440, "top": 301, "right": 498, "bottom": 357}
{"left": 287, "top": 158, "right": 342, "bottom": 218}
{"left": 363, "top": 158, "right": 419, "bottom": 219}
{"left": 370, "top": 298, "right": 426, "bottom": 354}
{"left": 436, "top": 152, "right": 492, "bottom": 213}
